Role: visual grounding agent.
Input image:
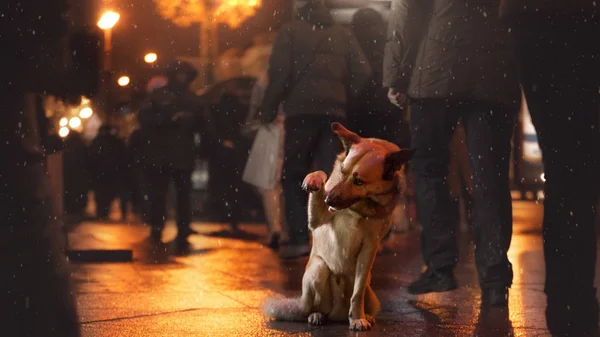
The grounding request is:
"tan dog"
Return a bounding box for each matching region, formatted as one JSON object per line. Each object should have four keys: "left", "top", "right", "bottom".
{"left": 263, "top": 122, "right": 414, "bottom": 330}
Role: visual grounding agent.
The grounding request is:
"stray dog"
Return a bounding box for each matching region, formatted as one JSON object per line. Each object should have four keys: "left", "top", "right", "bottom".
{"left": 263, "top": 122, "right": 414, "bottom": 330}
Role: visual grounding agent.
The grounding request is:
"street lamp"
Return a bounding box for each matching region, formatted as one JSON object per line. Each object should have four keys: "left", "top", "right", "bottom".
{"left": 59, "top": 127, "right": 70, "bottom": 138}
{"left": 80, "top": 107, "right": 93, "bottom": 119}
{"left": 154, "top": 0, "right": 263, "bottom": 86}
{"left": 144, "top": 52, "right": 158, "bottom": 64}
{"left": 97, "top": 11, "right": 120, "bottom": 70}
{"left": 69, "top": 117, "right": 82, "bottom": 129}
{"left": 117, "top": 76, "right": 130, "bottom": 87}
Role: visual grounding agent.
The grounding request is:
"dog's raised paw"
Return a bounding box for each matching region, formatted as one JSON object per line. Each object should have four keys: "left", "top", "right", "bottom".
{"left": 365, "top": 314, "right": 376, "bottom": 325}
{"left": 349, "top": 318, "right": 372, "bottom": 331}
{"left": 308, "top": 312, "right": 326, "bottom": 325}
{"left": 302, "top": 171, "right": 327, "bottom": 192}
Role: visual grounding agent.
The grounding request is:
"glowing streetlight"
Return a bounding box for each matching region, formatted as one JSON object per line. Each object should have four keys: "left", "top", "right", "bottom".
{"left": 144, "top": 52, "right": 158, "bottom": 64}
{"left": 59, "top": 127, "right": 70, "bottom": 138}
{"left": 97, "top": 11, "right": 120, "bottom": 30}
{"left": 80, "top": 107, "right": 93, "bottom": 119}
{"left": 59, "top": 117, "right": 69, "bottom": 127}
{"left": 69, "top": 117, "right": 82, "bottom": 128}
{"left": 117, "top": 76, "right": 130, "bottom": 87}
{"left": 98, "top": 11, "right": 120, "bottom": 72}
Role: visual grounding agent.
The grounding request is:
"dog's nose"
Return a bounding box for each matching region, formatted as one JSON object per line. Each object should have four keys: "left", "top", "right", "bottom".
{"left": 324, "top": 195, "right": 333, "bottom": 206}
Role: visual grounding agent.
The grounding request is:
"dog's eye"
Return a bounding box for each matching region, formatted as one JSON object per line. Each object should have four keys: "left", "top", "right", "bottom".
{"left": 353, "top": 177, "right": 365, "bottom": 186}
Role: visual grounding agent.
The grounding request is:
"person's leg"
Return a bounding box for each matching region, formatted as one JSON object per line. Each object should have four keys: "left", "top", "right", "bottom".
{"left": 512, "top": 14, "right": 600, "bottom": 335}
{"left": 141, "top": 168, "right": 169, "bottom": 241}
{"left": 94, "top": 181, "right": 111, "bottom": 219}
{"left": 407, "top": 99, "right": 461, "bottom": 294}
{"left": 172, "top": 169, "right": 193, "bottom": 240}
{"left": 259, "top": 185, "right": 282, "bottom": 248}
{"left": 462, "top": 100, "right": 515, "bottom": 306}
{"left": 314, "top": 117, "right": 343, "bottom": 175}
{"left": 280, "top": 116, "right": 320, "bottom": 258}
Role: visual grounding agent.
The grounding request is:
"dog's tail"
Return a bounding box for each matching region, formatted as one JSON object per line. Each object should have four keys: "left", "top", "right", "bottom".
{"left": 262, "top": 297, "right": 307, "bottom": 321}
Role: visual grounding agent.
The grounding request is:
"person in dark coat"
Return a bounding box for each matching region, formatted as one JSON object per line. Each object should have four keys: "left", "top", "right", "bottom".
{"left": 383, "top": 0, "right": 521, "bottom": 305}
{"left": 63, "top": 130, "right": 89, "bottom": 217}
{"left": 87, "top": 125, "right": 126, "bottom": 220}
{"left": 208, "top": 93, "right": 254, "bottom": 232}
{"left": 259, "top": 0, "right": 371, "bottom": 259}
{"left": 349, "top": 7, "right": 410, "bottom": 148}
{"left": 500, "top": 1, "right": 600, "bottom": 335}
{"left": 137, "top": 60, "right": 205, "bottom": 244}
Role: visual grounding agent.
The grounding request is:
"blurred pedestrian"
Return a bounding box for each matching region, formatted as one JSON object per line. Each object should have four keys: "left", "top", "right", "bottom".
{"left": 63, "top": 130, "right": 90, "bottom": 219}
{"left": 87, "top": 125, "right": 126, "bottom": 220}
{"left": 126, "top": 127, "right": 145, "bottom": 220}
{"left": 259, "top": 0, "right": 371, "bottom": 259}
{"left": 137, "top": 60, "right": 205, "bottom": 245}
{"left": 349, "top": 7, "right": 410, "bottom": 148}
{"left": 384, "top": 0, "right": 520, "bottom": 305}
{"left": 208, "top": 93, "right": 254, "bottom": 233}
{"left": 246, "top": 71, "right": 286, "bottom": 249}
{"left": 349, "top": 7, "right": 413, "bottom": 237}
{"left": 500, "top": 1, "right": 600, "bottom": 335}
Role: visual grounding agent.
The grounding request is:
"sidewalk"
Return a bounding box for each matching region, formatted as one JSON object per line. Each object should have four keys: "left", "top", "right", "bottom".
{"left": 74, "top": 201, "right": 562, "bottom": 336}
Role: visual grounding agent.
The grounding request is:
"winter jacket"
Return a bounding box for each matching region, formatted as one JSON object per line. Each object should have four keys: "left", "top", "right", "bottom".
{"left": 500, "top": 0, "right": 598, "bottom": 19}
{"left": 259, "top": 1, "right": 372, "bottom": 122}
{"left": 137, "top": 60, "right": 205, "bottom": 172}
{"left": 383, "top": 0, "right": 520, "bottom": 108}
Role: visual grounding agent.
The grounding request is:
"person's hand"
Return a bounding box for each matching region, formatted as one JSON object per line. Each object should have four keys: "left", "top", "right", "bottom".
{"left": 273, "top": 115, "right": 284, "bottom": 127}
{"left": 388, "top": 88, "right": 408, "bottom": 108}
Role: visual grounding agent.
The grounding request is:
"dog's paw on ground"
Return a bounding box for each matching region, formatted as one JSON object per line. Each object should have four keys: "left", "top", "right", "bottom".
{"left": 308, "top": 312, "right": 326, "bottom": 325}
{"left": 302, "top": 171, "right": 327, "bottom": 192}
{"left": 365, "top": 314, "right": 376, "bottom": 325}
{"left": 349, "top": 318, "right": 372, "bottom": 331}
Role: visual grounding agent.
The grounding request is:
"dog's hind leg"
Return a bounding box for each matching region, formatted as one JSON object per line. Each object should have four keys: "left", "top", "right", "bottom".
{"left": 302, "top": 256, "right": 333, "bottom": 325}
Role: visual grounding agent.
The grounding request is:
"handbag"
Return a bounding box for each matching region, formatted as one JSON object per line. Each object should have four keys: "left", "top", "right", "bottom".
{"left": 242, "top": 124, "right": 281, "bottom": 190}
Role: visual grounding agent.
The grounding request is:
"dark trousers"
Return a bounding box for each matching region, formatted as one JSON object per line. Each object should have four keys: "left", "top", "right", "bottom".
{"left": 142, "top": 167, "right": 192, "bottom": 238}
{"left": 282, "top": 115, "right": 342, "bottom": 245}
{"left": 511, "top": 14, "right": 600, "bottom": 335}
{"left": 94, "top": 178, "right": 119, "bottom": 218}
{"left": 410, "top": 99, "right": 515, "bottom": 289}
{"left": 208, "top": 149, "right": 245, "bottom": 226}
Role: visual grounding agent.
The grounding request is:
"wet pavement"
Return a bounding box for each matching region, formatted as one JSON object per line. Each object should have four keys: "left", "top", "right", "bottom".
{"left": 72, "top": 200, "right": 570, "bottom": 336}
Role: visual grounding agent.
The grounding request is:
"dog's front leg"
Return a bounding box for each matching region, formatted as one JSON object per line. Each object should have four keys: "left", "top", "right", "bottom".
{"left": 303, "top": 171, "right": 332, "bottom": 230}
{"left": 348, "top": 240, "right": 378, "bottom": 331}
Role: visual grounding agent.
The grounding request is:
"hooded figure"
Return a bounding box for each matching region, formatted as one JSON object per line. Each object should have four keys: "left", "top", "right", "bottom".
{"left": 258, "top": 0, "right": 371, "bottom": 259}
{"left": 137, "top": 60, "right": 205, "bottom": 245}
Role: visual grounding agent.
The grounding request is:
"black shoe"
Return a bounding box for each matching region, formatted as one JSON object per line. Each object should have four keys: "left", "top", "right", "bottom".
{"left": 407, "top": 268, "right": 457, "bottom": 295}
{"left": 481, "top": 286, "right": 509, "bottom": 307}
{"left": 266, "top": 232, "right": 281, "bottom": 250}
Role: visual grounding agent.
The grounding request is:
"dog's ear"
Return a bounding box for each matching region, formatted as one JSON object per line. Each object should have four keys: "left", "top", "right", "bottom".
{"left": 382, "top": 148, "right": 416, "bottom": 180}
{"left": 331, "top": 122, "right": 361, "bottom": 153}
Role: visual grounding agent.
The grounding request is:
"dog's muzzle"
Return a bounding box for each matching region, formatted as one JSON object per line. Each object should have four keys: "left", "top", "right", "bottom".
{"left": 325, "top": 195, "right": 360, "bottom": 211}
